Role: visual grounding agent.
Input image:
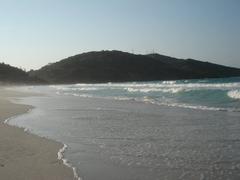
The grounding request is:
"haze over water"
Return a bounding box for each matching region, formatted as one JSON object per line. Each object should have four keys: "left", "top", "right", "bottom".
{"left": 8, "top": 77, "right": 240, "bottom": 180}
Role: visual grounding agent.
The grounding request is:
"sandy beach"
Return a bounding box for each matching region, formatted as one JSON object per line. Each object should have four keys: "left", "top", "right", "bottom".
{"left": 0, "top": 88, "right": 74, "bottom": 180}
{"left": 9, "top": 84, "right": 240, "bottom": 180}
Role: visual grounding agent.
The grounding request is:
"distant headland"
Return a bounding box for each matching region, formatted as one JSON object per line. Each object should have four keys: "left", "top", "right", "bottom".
{"left": 1, "top": 50, "right": 240, "bottom": 84}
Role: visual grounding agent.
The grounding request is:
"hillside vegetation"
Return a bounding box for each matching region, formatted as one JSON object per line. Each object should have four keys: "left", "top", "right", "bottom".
{"left": 29, "top": 50, "right": 240, "bottom": 83}
{"left": 0, "top": 62, "right": 43, "bottom": 84}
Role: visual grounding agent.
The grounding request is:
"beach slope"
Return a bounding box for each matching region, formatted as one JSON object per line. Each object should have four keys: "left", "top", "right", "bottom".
{"left": 0, "top": 88, "right": 74, "bottom": 180}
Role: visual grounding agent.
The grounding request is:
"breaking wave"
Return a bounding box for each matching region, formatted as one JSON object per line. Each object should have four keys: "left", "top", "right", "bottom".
{"left": 228, "top": 90, "right": 240, "bottom": 100}
{"left": 51, "top": 77, "right": 240, "bottom": 112}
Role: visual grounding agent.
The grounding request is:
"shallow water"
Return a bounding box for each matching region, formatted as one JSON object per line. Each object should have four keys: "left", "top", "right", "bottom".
{"left": 8, "top": 79, "right": 240, "bottom": 180}
{"left": 50, "top": 77, "right": 240, "bottom": 112}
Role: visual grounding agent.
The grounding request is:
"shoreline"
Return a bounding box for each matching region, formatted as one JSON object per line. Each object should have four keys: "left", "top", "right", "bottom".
{"left": 5, "top": 85, "right": 240, "bottom": 180}
{"left": 0, "top": 88, "right": 75, "bottom": 180}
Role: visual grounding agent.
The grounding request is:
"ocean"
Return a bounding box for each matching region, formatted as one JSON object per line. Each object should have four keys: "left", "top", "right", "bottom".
{"left": 50, "top": 77, "right": 240, "bottom": 112}
{"left": 7, "top": 77, "right": 240, "bottom": 180}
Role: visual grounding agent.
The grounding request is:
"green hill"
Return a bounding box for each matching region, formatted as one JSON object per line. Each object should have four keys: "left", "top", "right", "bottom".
{"left": 0, "top": 62, "right": 43, "bottom": 84}
{"left": 29, "top": 50, "right": 240, "bottom": 83}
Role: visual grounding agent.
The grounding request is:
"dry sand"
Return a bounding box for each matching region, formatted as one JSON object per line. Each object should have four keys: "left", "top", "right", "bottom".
{"left": 0, "top": 87, "right": 74, "bottom": 180}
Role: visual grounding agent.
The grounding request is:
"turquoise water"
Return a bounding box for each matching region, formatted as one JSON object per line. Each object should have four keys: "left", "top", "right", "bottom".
{"left": 8, "top": 77, "right": 240, "bottom": 180}
{"left": 51, "top": 77, "right": 240, "bottom": 112}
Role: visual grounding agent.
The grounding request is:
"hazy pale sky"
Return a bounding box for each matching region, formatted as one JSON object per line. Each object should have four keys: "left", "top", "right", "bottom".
{"left": 0, "top": 0, "right": 240, "bottom": 70}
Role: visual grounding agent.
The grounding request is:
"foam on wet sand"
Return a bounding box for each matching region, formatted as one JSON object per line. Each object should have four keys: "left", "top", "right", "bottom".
{"left": 0, "top": 87, "right": 74, "bottom": 180}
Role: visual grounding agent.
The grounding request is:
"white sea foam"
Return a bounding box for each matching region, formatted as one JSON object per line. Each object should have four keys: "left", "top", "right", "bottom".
{"left": 165, "top": 103, "right": 226, "bottom": 111}
{"left": 50, "top": 81, "right": 240, "bottom": 112}
{"left": 57, "top": 144, "right": 81, "bottom": 180}
{"left": 4, "top": 116, "right": 14, "bottom": 124}
{"left": 113, "top": 97, "right": 134, "bottom": 101}
{"left": 50, "top": 86, "right": 69, "bottom": 91}
{"left": 68, "top": 87, "right": 100, "bottom": 91}
{"left": 162, "top": 80, "right": 176, "bottom": 84}
{"left": 126, "top": 87, "right": 183, "bottom": 93}
{"left": 228, "top": 90, "right": 240, "bottom": 100}
{"left": 52, "top": 82, "right": 240, "bottom": 92}
{"left": 5, "top": 107, "right": 82, "bottom": 180}
{"left": 141, "top": 97, "right": 156, "bottom": 104}
{"left": 139, "top": 96, "right": 234, "bottom": 112}
{"left": 3, "top": 109, "right": 33, "bottom": 124}
{"left": 24, "top": 128, "right": 29, "bottom": 132}
{"left": 59, "top": 92, "right": 93, "bottom": 98}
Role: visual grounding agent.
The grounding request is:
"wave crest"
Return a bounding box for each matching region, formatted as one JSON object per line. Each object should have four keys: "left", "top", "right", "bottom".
{"left": 126, "top": 87, "right": 183, "bottom": 93}
{"left": 228, "top": 90, "right": 240, "bottom": 100}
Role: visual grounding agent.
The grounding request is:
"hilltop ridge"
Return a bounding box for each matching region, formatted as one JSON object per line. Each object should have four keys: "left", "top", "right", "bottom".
{"left": 1, "top": 50, "right": 240, "bottom": 84}
{"left": 29, "top": 50, "right": 240, "bottom": 83}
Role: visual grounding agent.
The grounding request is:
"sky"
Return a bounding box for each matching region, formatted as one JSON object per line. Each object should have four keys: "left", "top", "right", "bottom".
{"left": 0, "top": 0, "right": 240, "bottom": 70}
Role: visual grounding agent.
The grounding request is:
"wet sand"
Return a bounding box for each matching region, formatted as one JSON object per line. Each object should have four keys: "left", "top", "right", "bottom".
{"left": 0, "top": 88, "right": 74, "bottom": 180}
{"left": 4, "top": 85, "right": 240, "bottom": 180}
{"left": 11, "top": 87, "right": 240, "bottom": 180}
